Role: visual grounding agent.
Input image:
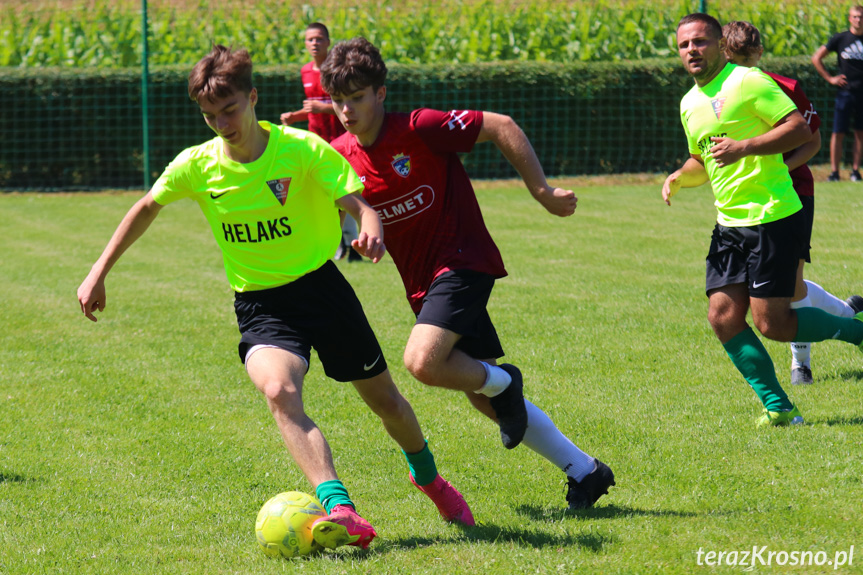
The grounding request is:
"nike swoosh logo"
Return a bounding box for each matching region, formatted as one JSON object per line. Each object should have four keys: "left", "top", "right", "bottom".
{"left": 752, "top": 280, "right": 770, "bottom": 288}
{"left": 363, "top": 354, "right": 382, "bottom": 371}
{"left": 210, "top": 190, "right": 230, "bottom": 199}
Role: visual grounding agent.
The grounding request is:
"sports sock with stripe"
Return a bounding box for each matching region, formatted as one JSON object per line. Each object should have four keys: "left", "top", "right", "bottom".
{"left": 794, "top": 307, "right": 863, "bottom": 345}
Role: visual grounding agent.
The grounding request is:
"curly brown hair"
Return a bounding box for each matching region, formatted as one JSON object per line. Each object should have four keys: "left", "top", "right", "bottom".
{"left": 320, "top": 37, "right": 387, "bottom": 95}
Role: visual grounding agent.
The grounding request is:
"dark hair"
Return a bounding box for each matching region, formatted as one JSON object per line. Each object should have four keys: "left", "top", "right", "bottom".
{"left": 188, "top": 45, "right": 253, "bottom": 103}
{"left": 320, "top": 37, "right": 387, "bottom": 95}
{"left": 677, "top": 13, "right": 723, "bottom": 40}
{"left": 306, "top": 22, "right": 329, "bottom": 39}
{"left": 723, "top": 21, "right": 761, "bottom": 59}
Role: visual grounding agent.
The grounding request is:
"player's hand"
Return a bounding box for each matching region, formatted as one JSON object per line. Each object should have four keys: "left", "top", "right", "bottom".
{"left": 77, "top": 274, "right": 106, "bottom": 323}
{"left": 351, "top": 232, "right": 386, "bottom": 263}
{"left": 662, "top": 172, "right": 682, "bottom": 205}
{"left": 709, "top": 136, "right": 745, "bottom": 167}
{"left": 280, "top": 112, "right": 295, "bottom": 125}
{"left": 536, "top": 186, "right": 577, "bottom": 217}
{"left": 830, "top": 74, "right": 848, "bottom": 88}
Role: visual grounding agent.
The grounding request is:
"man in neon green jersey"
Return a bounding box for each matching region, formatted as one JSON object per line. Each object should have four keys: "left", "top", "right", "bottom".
{"left": 77, "top": 45, "right": 473, "bottom": 551}
{"left": 663, "top": 14, "right": 863, "bottom": 427}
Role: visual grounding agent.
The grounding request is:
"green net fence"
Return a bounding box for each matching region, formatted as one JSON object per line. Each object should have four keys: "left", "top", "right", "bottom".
{"left": 0, "top": 0, "right": 851, "bottom": 190}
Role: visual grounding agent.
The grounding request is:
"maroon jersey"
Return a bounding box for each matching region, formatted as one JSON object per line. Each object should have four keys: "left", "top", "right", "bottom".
{"left": 765, "top": 71, "right": 820, "bottom": 197}
{"left": 300, "top": 62, "right": 346, "bottom": 143}
{"left": 332, "top": 109, "right": 507, "bottom": 313}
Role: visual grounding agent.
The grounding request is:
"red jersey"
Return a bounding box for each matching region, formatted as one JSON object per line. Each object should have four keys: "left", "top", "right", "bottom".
{"left": 765, "top": 71, "right": 820, "bottom": 198}
{"left": 300, "top": 62, "right": 346, "bottom": 143}
{"left": 332, "top": 109, "right": 507, "bottom": 313}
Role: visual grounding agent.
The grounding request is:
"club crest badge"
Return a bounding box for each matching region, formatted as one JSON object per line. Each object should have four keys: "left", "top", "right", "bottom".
{"left": 266, "top": 177, "right": 292, "bottom": 206}
{"left": 391, "top": 153, "right": 411, "bottom": 178}
{"left": 710, "top": 97, "right": 726, "bottom": 120}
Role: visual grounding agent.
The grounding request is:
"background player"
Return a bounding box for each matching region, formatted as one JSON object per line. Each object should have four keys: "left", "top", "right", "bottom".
{"left": 281, "top": 22, "right": 359, "bottom": 261}
{"left": 723, "top": 19, "right": 863, "bottom": 385}
{"left": 811, "top": 5, "right": 863, "bottom": 182}
{"left": 322, "top": 37, "right": 614, "bottom": 510}
{"left": 77, "top": 45, "right": 473, "bottom": 552}
{"left": 663, "top": 14, "right": 863, "bottom": 426}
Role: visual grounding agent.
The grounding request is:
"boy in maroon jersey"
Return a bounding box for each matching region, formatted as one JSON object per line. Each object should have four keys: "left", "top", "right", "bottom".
{"left": 723, "top": 20, "right": 863, "bottom": 385}
{"left": 321, "top": 37, "right": 614, "bottom": 510}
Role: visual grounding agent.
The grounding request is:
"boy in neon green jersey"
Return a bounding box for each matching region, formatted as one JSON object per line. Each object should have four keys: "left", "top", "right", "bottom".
{"left": 77, "top": 45, "right": 473, "bottom": 551}
{"left": 663, "top": 14, "right": 863, "bottom": 427}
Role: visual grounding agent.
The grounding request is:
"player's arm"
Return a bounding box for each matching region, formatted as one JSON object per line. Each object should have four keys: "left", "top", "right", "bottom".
{"left": 811, "top": 45, "right": 847, "bottom": 87}
{"left": 280, "top": 109, "right": 309, "bottom": 125}
{"left": 662, "top": 155, "right": 708, "bottom": 206}
{"left": 785, "top": 128, "right": 821, "bottom": 172}
{"left": 476, "top": 111, "right": 577, "bottom": 217}
{"left": 335, "top": 192, "right": 386, "bottom": 263}
{"left": 302, "top": 100, "right": 338, "bottom": 115}
{"left": 709, "top": 110, "right": 811, "bottom": 168}
{"left": 77, "top": 191, "right": 164, "bottom": 322}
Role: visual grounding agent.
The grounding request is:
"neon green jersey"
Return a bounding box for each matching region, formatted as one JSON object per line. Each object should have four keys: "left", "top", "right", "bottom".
{"left": 151, "top": 122, "right": 362, "bottom": 292}
{"left": 680, "top": 64, "right": 802, "bottom": 227}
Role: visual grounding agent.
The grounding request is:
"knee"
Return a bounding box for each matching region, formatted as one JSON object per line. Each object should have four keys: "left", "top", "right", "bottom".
{"left": 257, "top": 379, "right": 301, "bottom": 413}
{"left": 707, "top": 305, "right": 732, "bottom": 333}
{"left": 753, "top": 314, "right": 794, "bottom": 342}
{"left": 362, "top": 377, "right": 406, "bottom": 416}
{"left": 403, "top": 345, "right": 441, "bottom": 386}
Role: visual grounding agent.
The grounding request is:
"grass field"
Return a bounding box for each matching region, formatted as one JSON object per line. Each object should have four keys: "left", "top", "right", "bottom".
{"left": 1, "top": 180, "right": 862, "bottom": 574}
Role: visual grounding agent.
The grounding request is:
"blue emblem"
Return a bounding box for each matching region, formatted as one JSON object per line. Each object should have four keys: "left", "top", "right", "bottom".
{"left": 391, "top": 154, "right": 411, "bottom": 178}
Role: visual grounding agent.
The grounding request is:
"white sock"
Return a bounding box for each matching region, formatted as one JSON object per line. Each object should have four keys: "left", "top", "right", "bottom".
{"left": 790, "top": 295, "right": 812, "bottom": 368}
{"left": 804, "top": 280, "right": 854, "bottom": 317}
{"left": 475, "top": 362, "right": 512, "bottom": 398}
{"left": 520, "top": 400, "right": 596, "bottom": 482}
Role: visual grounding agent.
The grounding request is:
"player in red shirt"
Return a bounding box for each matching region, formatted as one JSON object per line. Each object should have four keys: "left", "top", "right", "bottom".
{"left": 322, "top": 37, "right": 615, "bottom": 510}
{"left": 723, "top": 20, "right": 863, "bottom": 385}
{"left": 280, "top": 22, "right": 345, "bottom": 143}
{"left": 280, "top": 23, "right": 359, "bottom": 261}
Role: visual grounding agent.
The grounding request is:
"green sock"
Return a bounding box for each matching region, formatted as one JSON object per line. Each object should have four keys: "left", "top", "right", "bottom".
{"left": 315, "top": 480, "right": 354, "bottom": 514}
{"left": 723, "top": 327, "right": 792, "bottom": 412}
{"left": 404, "top": 440, "right": 438, "bottom": 486}
{"left": 795, "top": 307, "right": 863, "bottom": 345}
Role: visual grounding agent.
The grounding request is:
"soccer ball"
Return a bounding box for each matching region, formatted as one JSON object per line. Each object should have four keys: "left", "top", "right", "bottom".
{"left": 255, "top": 491, "right": 326, "bottom": 558}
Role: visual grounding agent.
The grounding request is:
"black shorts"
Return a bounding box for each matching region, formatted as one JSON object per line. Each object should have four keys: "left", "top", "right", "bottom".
{"left": 233, "top": 261, "right": 387, "bottom": 382}
{"left": 798, "top": 195, "right": 813, "bottom": 263}
{"left": 415, "top": 269, "right": 505, "bottom": 360}
{"left": 833, "top": 90, "right": 863, "bottom": 133}
{"left": 705, "top": 211, "right": 806, "bottom": 298}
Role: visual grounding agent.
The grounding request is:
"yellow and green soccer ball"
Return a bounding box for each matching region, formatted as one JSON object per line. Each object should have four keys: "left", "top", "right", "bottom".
{"left": 255, "top": 491, "right": 326, "bottom": 558}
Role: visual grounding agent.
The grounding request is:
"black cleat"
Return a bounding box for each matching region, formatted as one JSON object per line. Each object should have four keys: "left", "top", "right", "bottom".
{"left": 847, "top": 295, "right": 863, "bottom": 314}
{"left": 566, "top": 459, "right": 615, "bottom": 509}
{"left": 489, "top": 364, "right": 528, "bottom": 449}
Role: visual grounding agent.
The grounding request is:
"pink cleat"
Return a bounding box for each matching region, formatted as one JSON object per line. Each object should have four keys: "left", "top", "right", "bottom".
{"left": 410, "top": 473, "right": 475, "bottom": 526}
{"left": 311, "top": 504, "right": 377, "bottom": 550}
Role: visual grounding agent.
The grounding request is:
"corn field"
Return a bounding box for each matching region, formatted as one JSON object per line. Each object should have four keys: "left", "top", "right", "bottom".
{"left": 0, "top": 0, "right": 852, "bottom": 67}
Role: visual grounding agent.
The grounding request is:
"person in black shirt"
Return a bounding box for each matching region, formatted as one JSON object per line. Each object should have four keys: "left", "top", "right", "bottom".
{"left": 812, "top": 5, "right": 863, "bottom": 181}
